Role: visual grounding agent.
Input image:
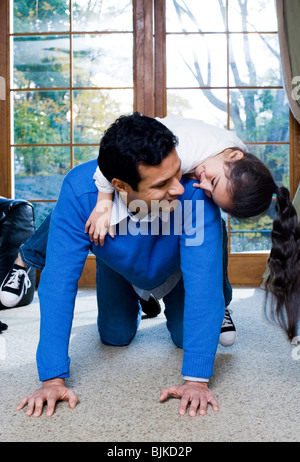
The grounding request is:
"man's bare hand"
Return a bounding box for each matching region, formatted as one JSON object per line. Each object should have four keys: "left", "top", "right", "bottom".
{"left": 17, "top": 378, "right": 78, "bottom": 417}
{"left": 159, "top": 381, "right": 219, "bottom": 417}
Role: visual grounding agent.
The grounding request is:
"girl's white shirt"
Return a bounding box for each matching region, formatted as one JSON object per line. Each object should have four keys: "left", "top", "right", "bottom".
{"left": 93, "top": 114, "right": 248, "bottom": 193}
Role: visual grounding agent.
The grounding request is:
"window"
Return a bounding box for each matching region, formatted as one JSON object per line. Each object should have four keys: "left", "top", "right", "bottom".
{"left": 165, "top": 0, "right": 289, "bottom": 254}
{"left": 2, "top": 0, "right": 300, "bottom": 285}
{"left": 11, "top": 0, "right": 133, "bottom": 225}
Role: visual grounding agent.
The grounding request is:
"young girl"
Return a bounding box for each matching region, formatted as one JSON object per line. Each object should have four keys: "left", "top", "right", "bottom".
{"left": 85, "top": 114, "right": 248, "bottom": 242}
{"left": 86, "top": 114, "right": 300, "bottom": 342}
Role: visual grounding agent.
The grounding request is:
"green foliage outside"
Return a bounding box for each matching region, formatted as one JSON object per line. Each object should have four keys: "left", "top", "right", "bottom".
{"left": 12, "top": 0, "right": 289, "bottom": 251}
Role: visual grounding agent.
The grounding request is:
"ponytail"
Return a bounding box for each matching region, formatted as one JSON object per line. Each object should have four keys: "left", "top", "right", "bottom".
{"left": 225, "top": 152, "right": 300, "bottom": 340}
{"left": 265, "top": 186, "right": 300, "bottom": 340}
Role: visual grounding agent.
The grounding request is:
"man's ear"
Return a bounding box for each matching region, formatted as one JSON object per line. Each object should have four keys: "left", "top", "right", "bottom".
{"left": 111, "top": 178, "right": 131, "bottom": 193}
{"left": 226, "top": 150, "right": 244, "bottom": 163}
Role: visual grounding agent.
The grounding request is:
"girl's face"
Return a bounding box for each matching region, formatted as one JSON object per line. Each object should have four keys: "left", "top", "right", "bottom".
{"left": 194, "top": 149, "right": 244, "bottom": 210}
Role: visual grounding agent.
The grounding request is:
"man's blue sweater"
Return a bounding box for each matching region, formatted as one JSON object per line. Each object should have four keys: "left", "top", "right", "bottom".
{"left": 37, "top": 160, "right": 225, "bottom": 381}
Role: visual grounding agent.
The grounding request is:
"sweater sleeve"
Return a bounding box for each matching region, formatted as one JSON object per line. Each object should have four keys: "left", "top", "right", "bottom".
{"left": 36, "top": 177, "right": 91, "bottom": 381}
{"left": 179, "top": 181, "right": 225, "bottom": 379}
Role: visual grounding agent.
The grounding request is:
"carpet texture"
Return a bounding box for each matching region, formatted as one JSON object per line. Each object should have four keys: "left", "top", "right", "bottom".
{"left": 0, "top": 287, "right": 299, "bottom": 442}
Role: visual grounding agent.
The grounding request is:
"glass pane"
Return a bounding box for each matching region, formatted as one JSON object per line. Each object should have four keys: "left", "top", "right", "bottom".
{"left": 167, "top": 34, "right": 227, "bottom": 88}
{"left": 32, "top": 202, "right": 56, "bottom": 228}
{"left": 229, "top": 34, "right": 282, "bottom": 87}
{"left": 13, "top": 0, "right": 70, "bottom": 33}
{"left": 73, "top": 89, "right": 133, "bottom": 143}
{"left": 73, "top": 34, "right": 133, "bottom": 87}
{"left": 229, "top": 89, "right": 289, "bottom": 143}
{"left": 228, "top": 0, "right": 277, "bottom": 32}
{"left": 230, "top": 201, "right": 276, "bottom": 252}
{"left": 74, "top": 146, "right": 99, "bottom": 167}
{"left": 246, "top": 144, "right": 289, "bottom": 187}
{"left": 166, "top": 0, "right": 226, "bottom": 32}
{"left": 167, "top": 89, "right": 228, "bottom": 127}
{"left": 12, "top": 36, "right": 70, "bottom": 89}
{"left": 229, "top": 142, "right": 289, "bottom": 253}
{"left": 72, "top": 0, "right": 132, "bottom": 32}
{"left": 13, "top": 90, "right": 70, "bottom": 145}
{"left": 14, "top": 146, "right": 70, "bottom": 200}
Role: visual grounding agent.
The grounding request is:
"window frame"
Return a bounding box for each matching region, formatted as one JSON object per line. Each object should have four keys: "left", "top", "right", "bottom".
{"left": 154, "top": 0, "right": 300, "bottom": 285}
{"left": 1, "top": 0, "right": 300, "bottom": 286}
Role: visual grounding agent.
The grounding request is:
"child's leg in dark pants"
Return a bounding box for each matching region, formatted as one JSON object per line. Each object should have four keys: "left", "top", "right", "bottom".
{"left": 19, "top": 212, "right": 52, "bottom": 270}
{"left": 220, "top": 218, "right": 236, "bottom": 347}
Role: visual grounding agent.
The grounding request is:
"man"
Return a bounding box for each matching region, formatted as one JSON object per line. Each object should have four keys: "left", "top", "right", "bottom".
{"left": 17, "top": 113, "right": 225, "bottom": 418}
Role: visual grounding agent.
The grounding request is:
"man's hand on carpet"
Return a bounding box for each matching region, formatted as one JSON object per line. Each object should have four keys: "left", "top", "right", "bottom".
{"left": 16, "top": 378, "right": 78, "bottom": 417}
{"left": 159, "top": 381, "right": 219, "bottom": 417}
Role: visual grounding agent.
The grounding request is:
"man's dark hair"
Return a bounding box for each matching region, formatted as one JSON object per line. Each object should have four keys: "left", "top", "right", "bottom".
{"left": 98, "top": 112, "right": 178, "bottom": 191}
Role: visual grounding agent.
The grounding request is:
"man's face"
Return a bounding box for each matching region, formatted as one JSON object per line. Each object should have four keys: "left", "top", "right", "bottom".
{"left": 126, "top": 149, "right": 184, "bottom": 212}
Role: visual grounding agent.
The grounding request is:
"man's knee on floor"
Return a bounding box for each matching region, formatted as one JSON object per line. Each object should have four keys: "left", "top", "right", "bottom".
{"left": 168, "top": 328, "right": 183, "bottom": 349}
{"left": 98, "top": 328, "right": 137, "bottom": 347}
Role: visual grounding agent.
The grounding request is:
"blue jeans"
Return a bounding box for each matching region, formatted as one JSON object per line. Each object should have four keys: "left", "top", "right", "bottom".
{"left": 20, "top": 213, "right": 232, "bottom": 347}
{"left": 222, "top": 218, "right": 232, "bottom": 307}
{"left": 96, "top": 257, "right": 185, "bottom": 347}
{"left": 20, "top": 212, "right": 51, "bottom": 271}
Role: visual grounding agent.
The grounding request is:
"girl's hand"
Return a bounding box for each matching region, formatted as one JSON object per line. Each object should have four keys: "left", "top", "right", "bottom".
{"left": 186, "top": 172, "right": 201, "bottom": 189}
{"left": 192, "top": 182, "right": 201, "bottom": 189}
{"left": 85, "top": 199, "right": 114, "bottom": 246}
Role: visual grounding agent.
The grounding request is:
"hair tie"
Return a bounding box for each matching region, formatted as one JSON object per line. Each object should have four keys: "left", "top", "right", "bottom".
{"left": 272, "top": 184, "right": 279, "bottom": 199}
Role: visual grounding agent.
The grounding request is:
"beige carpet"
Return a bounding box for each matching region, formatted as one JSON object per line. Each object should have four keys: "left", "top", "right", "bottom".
{"left": 0, "top": 287, "right": 299, "bottom": 442}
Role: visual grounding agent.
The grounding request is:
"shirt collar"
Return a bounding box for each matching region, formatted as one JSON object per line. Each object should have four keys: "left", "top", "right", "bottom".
{"left": 110, "top": 192, "right": 170, "bottom": 226}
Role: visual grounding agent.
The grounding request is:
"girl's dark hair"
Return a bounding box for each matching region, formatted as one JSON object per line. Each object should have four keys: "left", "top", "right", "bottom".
{"left": 223, "top": 151, "right": 276, "bottom": 219}
{"left": 225, "top": 150, "right": 300, "bottom": 340}
{"left": 98, "top": 112, "right": 178, "bottom": 191}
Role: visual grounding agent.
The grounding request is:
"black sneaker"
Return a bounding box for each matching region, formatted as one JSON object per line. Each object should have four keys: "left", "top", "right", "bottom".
{"left": 0, "top": 321, "right": 8, "bottom": 332}
{"left": 139, "top": 295, "right": 161, "bottom": 319}
{"left": 219, "top": 308, "right": 237, "bottom": 347}
{"left": 0, "top": 264, "right": 32, "bottom": 308}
